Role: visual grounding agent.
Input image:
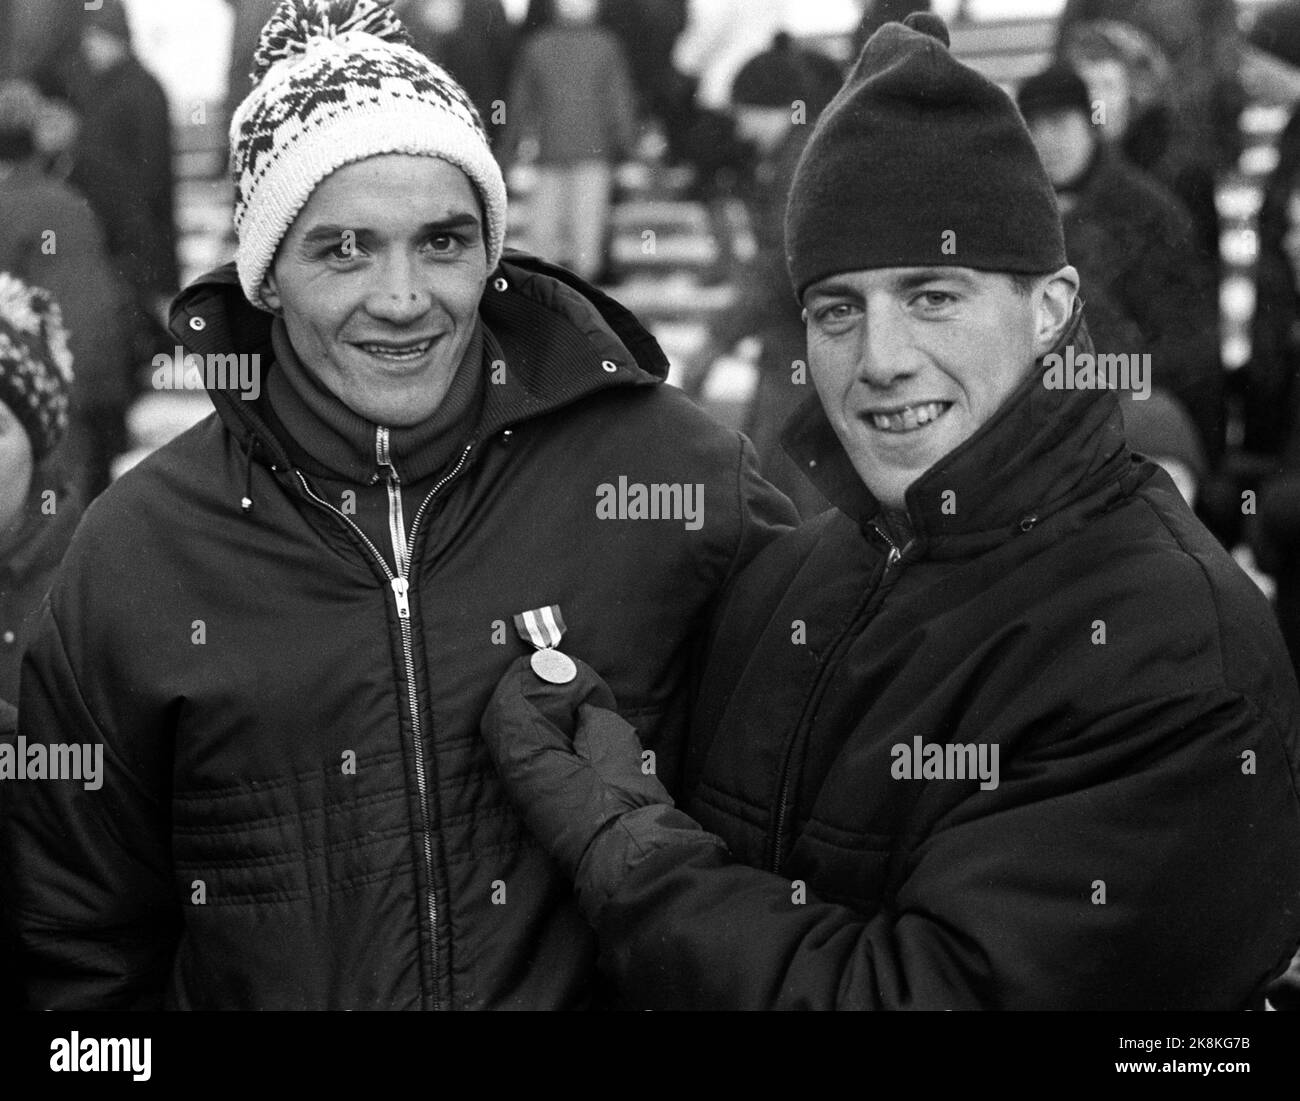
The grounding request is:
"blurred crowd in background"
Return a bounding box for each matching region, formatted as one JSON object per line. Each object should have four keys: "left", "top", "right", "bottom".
{"left": 11, "top": 0, "right": 1300, "bottom": 694}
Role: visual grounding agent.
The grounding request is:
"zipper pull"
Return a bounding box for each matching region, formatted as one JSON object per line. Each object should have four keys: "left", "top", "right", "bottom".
{"left": 870, "top": 521, "right": 903, "bottom": 568}
{"left": 376, "top": 426, "right": 400, "bottom": 482}
{"left": 391, "top": 576, "right": 411, "bottom": 619}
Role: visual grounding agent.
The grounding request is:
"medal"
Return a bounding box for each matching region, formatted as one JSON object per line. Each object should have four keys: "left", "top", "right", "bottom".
{"left": 513, "top": 604, "right": 577, "bottom": 684}
{"left": 530, "top": 647, "right": 576, "bottom": 684}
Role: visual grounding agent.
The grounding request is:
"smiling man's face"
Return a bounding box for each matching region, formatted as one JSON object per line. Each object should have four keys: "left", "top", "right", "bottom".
{"left": 263, "top": 154, "right": 488, "bottom": 427}
{"left": 804, "top": 265, "right": 1076, "bottom": 509}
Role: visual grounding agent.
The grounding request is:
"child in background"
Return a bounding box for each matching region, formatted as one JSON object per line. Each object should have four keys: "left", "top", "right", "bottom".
{"left": 0, "top": 271, "right": 77, "bottom": 711}
{"left": 504, "top": 0, "right": 637, "bottom": 281}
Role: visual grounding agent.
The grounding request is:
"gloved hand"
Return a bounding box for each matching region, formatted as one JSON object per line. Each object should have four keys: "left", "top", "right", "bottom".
{"left": 480, "top": 654, "right": 725, "bottom": 921}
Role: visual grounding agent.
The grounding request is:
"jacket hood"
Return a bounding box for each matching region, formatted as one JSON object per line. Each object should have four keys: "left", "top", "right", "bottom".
{"left": 167, "top": 250, "right": 669, "bottom": 472}
{"left": 782, "top": 303, "right": 1142, "bottom": 555}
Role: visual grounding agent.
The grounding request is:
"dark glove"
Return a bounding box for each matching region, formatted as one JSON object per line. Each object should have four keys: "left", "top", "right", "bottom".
{"left": 480, "top": 655, "right": 725, "bottom": 920}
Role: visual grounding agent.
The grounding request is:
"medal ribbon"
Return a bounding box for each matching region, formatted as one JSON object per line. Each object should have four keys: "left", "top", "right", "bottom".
{"left": 513, "top": 605, "right": 567, "bottom": 650}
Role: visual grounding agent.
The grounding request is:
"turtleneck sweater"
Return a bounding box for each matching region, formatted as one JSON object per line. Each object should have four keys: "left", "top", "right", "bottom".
{"left": 263, "top": 316, "right": 486, "bottom": 575}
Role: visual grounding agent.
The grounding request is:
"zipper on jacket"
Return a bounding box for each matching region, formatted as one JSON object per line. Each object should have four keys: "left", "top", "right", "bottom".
{"left": 293, "top": 440, "right": 474, "bottom": 1010}
{"left": 769, "top": 533, "right": 909, "bottom": 872}
{"left": 376, "top": 427, "right": 411, "bottom": 577}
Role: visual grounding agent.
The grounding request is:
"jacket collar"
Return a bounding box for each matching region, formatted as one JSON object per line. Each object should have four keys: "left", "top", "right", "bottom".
{"left": 782, "top": 303, "right": 1140, "bottom": 557}
{"left": 167, "top": 249, "right": 668, "bottom": 472}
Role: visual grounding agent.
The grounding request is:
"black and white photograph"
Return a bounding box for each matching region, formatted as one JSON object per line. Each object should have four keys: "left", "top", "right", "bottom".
{"left": 0, "top": 0, "right": 1298, "bottom": 1080}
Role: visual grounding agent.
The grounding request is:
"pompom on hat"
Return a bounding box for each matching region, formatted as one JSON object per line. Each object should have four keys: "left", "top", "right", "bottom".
{"left": 229, "top": 0, "right": 507, "bottom": 310}
{"left": 784, "top": 11, "right": 1067, "bottom": 300}
{"left": 0, "top": 272, "right": 74, "bottom": 462}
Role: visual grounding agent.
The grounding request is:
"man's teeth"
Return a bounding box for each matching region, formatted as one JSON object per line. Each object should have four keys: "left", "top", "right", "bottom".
{"left": 869, "top": 402, "right": 950, "bottom": 432}
{"left": 360, "top": 340, "right": 432, "bottom": 359}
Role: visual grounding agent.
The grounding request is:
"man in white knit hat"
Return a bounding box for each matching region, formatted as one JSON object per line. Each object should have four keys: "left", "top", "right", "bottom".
{"left": 0, "top": 0, "right": 795, "bottom": 1010}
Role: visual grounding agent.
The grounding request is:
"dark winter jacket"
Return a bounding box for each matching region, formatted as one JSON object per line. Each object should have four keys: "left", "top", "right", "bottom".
{"left": 589, "top": 307, "right": 1300, "bottom": 1009}
{"left": 0, "top": 252, "right": 795, "bottom": 1010}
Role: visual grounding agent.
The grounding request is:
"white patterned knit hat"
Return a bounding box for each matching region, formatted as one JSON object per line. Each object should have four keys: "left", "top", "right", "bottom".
{"left": 0, "top": 271, "right": 73, "bottom": 461}
{"left": 230, "top": 0, "right": 507, "bottom": 311}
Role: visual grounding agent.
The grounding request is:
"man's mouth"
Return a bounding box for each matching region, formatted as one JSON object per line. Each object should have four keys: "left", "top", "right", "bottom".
{"left": 864, "top": 401, "right": 953, "bottom": 433}
{"left": 353, "top": 337, "right": 437, "bottom": 362}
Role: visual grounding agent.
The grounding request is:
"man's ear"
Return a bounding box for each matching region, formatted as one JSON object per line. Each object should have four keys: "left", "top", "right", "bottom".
{"left": 1032, "top": 264, "right": 1079, "bottom": 358}
{"left": 262, "top": 266, "right": 282, "bottom": 314}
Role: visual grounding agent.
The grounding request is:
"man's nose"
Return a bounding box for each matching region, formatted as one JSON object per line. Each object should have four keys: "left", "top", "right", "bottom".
{"left": 857, "top": 300, "right": 919, "bottom": 390}
{"left": 364, "top": 255, "right": 432, "bottom": 324}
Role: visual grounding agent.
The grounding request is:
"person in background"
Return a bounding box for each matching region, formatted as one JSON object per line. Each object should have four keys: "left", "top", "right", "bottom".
{"left": 1234, "top": 105, "right": 1300, "bottom": 572}
{"left": 1055, "top": 0, "right": 1244, "bottom": 210}
{"left": 1244, "top": 105, "right": 1300, "bottom": 466}
{"left": 1120, "top": 388, "right": 1208, "bottom": 508}
{"left": 1016, "top": 62, "right": 1224, "bottom": 464}
{"left": 223, "top": 0, "right": 284, "bottom": 137}
{"left": 850, "top": 0, "right": 931, "bottom": 56}
{"left": 502, "top": 0, "right": 636, "bottom": 282}
{"left": 0, "top": 271, "right": 76, "bottom": 709}
{"left": 36, "top": 0, "right": 177, "bottom": 365}
{"left": 0, "top": 272, "right": 74, "bottom": 1014}
{"left": 0, "top": 80, "right": 133, "bottom": 500}
{"left": 599, "top": 0, "right": 692, "bottom": 164}
{"left": 1058, "top": 18, "right": 1224, "bottom": 284}
{"left": 398, "top": 0, "right": 516, "bottom": 147}
{"left": 681, "top": 33, "right": 836, "bottom": 519}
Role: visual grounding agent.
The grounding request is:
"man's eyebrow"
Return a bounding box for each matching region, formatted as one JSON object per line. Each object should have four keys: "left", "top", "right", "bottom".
{"left": 420, "top": 212, "right": 481, "bottom": 232}
{"left": 893, "top": 269, "right": 977, "bottom": 292}
{"left": 298, "top": 213, "right": 481, "bottom": 244}
{"left": 805, "top": 279, "right": 863, "bottom": 300}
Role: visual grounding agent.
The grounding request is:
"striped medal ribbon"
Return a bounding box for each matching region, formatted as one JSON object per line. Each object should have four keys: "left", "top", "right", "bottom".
{"left": 513, "top": 605, "right": 577, "bottom": 684}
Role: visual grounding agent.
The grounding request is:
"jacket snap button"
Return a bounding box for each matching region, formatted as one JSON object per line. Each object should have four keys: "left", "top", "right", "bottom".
{"left": 2, "top": 630, "right": 13, "bottom": 645}
{"left": 493, "top": 276, "right": 508, "bottom": 292}
{"left": 189, "top": 316, "right": 206, "bottom": 331}
{"left": 1019, "top": 514, "right": 1038, "bottom": 532}
{"left": 601, "top": 360, "right": 618, "bottom": 373}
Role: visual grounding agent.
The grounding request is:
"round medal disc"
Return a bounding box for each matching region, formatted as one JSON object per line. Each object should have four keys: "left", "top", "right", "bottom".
{"left": 531, "top": 647, "right": 577, "bottom": 685}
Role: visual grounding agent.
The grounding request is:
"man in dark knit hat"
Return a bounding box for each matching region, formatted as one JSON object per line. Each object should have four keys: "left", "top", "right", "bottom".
{"left": 479, "top": 12, "right": 1300, "bottom": 1009}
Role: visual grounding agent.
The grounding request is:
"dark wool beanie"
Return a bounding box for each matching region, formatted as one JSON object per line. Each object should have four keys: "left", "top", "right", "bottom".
{"left": 731, "top": 33, "right": 811, "bottom": 108}
{"left": 785, "top": 11, "right": 1067, "bottom": 299}
{"left": 1016, "top": 63, "right": 1093, "bottom": 124}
